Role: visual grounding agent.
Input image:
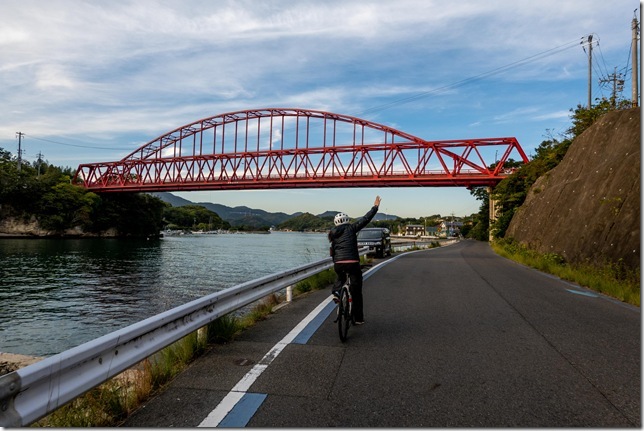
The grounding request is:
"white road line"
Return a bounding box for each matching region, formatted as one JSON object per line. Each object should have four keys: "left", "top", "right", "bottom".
{"left": 198, "top": 254, "right": 415, "bottom": 427}
{"left": 198, "top": 298, "right": 333, "bottom": 427}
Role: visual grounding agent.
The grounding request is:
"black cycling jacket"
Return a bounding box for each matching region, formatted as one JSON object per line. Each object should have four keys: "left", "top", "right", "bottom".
{"left": 328, "top": 205, "right": 379, "bottom": 262}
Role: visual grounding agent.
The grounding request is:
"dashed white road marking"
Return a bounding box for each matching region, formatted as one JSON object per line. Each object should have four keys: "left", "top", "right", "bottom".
{"left": 198, "top": 298, "right": 333, "bottom": 427}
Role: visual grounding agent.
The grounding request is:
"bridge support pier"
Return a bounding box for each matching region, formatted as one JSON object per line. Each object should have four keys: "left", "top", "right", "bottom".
{"left": 488, "top": 186, "right": 498, "bottom": 242}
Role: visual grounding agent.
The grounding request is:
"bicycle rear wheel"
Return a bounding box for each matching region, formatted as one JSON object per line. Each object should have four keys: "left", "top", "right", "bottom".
{"left": 338, "top": 288, "right": 351, "bottom": 342}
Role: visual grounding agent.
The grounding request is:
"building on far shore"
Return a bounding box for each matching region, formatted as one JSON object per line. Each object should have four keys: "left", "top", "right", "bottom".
{"left": 404, "top": 224, "right": 425, "bottom": 236}
{"left": 439, "top": 220, "right": 463, "bottom": 237}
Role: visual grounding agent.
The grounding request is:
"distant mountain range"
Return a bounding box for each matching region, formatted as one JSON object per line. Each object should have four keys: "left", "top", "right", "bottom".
{"left": 152, "top": 192, "right": 399, "bottom": 228}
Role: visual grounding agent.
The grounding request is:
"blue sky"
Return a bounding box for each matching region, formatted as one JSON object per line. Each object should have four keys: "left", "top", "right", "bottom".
{"left": 1, "top": 0, "right": 639, "bottom": 218}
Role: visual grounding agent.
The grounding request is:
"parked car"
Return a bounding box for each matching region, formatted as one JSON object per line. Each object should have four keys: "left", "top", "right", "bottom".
{"left": 357, "top": 227, "right": 392, "bottom": 258}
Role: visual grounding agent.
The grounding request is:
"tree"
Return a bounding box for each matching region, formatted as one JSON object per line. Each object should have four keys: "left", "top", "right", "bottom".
{"left": 0, "top": 147, "right": 168, "bottom": 237}
{"left": 278, "top": 212, "right": 330, "bottom": 231}
{"left": 92, "top": 193, "right": 167, "bottom": 237}
{"left": 567, "top": 97, "right": 631, "bottom": 140}
{"left": 163, "top": 204, "right": 229, "bottom": 230}
{"left": 467, "top": 187, "right": 490, "bottom": 241}
{"left": 40, "top": 181, "right": 100, "bottom": 231}
{"left": 0, "top": 151, "right": 21, "bottom": 209}
{"left": 486, "top": 96, "right": 633, "bottom": 240}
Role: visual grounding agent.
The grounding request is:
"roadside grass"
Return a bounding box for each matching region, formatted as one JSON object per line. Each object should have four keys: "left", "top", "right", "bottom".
{"left": 32, "top": 268, "right": 339, "bottom": 428}
{"left": 409, "top": 241, "right": 441, "bottom": 251}
{"left": 33, "top": 332, "right": 209, "bottom": 428}
{"left": 400, "top": 240, "right": 443, "bottom": 252}
{"left": 293, "top": 268, "right": 337, "bottom": 294}
{"left": 492, "top": 239, "right": 640, "bottom": 307}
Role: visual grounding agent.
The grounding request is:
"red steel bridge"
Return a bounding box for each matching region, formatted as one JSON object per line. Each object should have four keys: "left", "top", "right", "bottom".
{"left": 73, "top": 108, "right": 529, "bottom": 192}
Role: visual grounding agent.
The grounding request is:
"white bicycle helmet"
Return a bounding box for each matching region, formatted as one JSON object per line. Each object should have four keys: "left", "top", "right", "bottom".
{"left": 334, "top": 212, "right": 350, "bottom": 226}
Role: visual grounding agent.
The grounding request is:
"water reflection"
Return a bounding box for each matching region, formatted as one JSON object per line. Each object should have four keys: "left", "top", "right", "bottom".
{"left": 0, "top": 232, "right": 328, "bottom": 356}
{"left": 1, "top": 239, "right": 165, "bottom": 355}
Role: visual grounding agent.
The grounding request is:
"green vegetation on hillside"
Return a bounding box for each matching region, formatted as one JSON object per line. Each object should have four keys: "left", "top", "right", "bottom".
{"left": 493, "top": 238, "right": 639, "bottom": 307}
{"left": 0, "top": 151, "right": 235, "bottom": 237}
{"left": 467, "top": 96, "right": 634, "bottom": 241}
{"left": 227, "top": 216, "right": 271, "bottom": 232}
{"left": 0, "top": 150, "right": 167, "bottom": 237}
{"left": 278, "top": 212, "right": 333, "bottom": 231}
{"left": 276, "top": 211, "right": 470, "bottom": 235}
{"left": 164, "top": 205, "right": 230, "bottom": 231}
{"left": 466, "top": 96, "right": 639, "bottom": 305}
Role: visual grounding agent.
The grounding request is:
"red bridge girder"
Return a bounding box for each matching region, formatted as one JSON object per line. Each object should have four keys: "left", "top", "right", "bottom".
{"left": 73, "top": 108, "right": 529, "bottom": 192}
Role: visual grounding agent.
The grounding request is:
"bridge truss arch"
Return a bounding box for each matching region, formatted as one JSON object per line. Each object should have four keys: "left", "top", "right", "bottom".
{"left": 74, "top": 108, "right": 529, "bottom": 192}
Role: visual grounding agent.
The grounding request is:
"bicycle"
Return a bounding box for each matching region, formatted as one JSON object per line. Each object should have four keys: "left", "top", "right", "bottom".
{"left": 333, "top": 277, "right": 354, "bottom": 342}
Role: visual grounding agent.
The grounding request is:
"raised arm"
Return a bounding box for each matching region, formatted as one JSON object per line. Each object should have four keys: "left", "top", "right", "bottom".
{"left": 354, "top": 196, "right": 382, "bottom": 231}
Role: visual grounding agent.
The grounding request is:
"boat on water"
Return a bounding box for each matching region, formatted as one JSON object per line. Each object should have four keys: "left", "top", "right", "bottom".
{"left": 163, "top": 229, "right": 270, "bottom": 236}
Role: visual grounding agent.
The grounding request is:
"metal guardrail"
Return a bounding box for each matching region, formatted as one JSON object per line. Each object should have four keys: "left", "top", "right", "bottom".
{"left": 0, "top": 250, "right": 366, "bottom": 427}
{"left": 391, "top": 238, "right": 456, "bottom": 252}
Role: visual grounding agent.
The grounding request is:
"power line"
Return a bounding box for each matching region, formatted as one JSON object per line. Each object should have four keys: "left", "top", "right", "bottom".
{"left": 23, "top": 134, "right": 133, "bottom": 151}
{"left": 598, "top": 67, "right": 625, "bottom": 106}
{"left": 14, "top": 36, "right": 608, "bottom": 155}
{"left": 594, "top": 37, "right": 611, "bottom": 79}
{"left": 356, "top": 37, "right": 586, "bottom": 117}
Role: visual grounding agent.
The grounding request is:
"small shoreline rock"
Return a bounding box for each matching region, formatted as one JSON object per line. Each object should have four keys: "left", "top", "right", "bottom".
{"left": 0, "top": 353, "right": 44, "bottom": 376}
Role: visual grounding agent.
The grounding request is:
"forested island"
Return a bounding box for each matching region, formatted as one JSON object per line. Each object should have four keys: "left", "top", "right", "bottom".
{"left": 0, "top": 150, "right": 232, "bottom": 238}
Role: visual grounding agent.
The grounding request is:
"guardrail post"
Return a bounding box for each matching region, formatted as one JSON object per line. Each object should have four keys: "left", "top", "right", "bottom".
{"left": 0, "top": 372, "right": 21, "bottom": 427}
{"left": 286, "top": 285, "right": 293, "bottom": 302}
{"left": 198, "top": 326, "right": 207, "bottom": 344}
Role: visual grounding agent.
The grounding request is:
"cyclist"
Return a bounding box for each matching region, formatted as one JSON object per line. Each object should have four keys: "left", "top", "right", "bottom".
{"left": 328, "top": 195, "right": 381, "bottom": 325}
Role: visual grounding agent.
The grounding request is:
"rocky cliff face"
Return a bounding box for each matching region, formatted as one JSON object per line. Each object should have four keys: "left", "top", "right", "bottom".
{"left": 505, "top": 107, "right": 640, "bottom": 270}
{"left": 0, "top": 215, "right": 118, "bottom": 238}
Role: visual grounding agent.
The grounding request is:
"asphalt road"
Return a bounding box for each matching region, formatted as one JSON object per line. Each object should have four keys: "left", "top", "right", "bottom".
{"left": 122, "top": 240, "right": 640, "bottom": 427}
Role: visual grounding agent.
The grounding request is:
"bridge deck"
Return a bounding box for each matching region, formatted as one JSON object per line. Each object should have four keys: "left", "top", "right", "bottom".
{"left": 74, "top": 108, "right": 529, "bottom": 192}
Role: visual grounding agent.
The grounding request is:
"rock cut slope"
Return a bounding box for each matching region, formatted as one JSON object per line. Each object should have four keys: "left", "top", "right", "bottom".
{"left": 506, "top": 107, "right": 640, "bottom": 269}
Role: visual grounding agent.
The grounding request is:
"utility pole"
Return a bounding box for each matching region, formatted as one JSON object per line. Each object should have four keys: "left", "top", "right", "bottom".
{"left": 586, "top": 35, "right": 593, "bottom": 108}
{"left": 36, "top": 151, "right": 44, "bottom": 177}
{"left": 487, "top": 186, "right": 497, "bottom": 242}
{"left": 599, "top": 67, "right": 625, "bottom": 108}
{"left": 15, "top": 132, "right": 24, "bottom": 172}
{"left": 632, "top": 14, "right": 639, "bottom": 108}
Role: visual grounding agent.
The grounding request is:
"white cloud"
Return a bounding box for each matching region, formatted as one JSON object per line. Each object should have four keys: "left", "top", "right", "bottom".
{"left": 35, "top": 64, "right": 76, "bottom": 89}
{"left": 533, "top": 110, "right": 571, "bottom": 121}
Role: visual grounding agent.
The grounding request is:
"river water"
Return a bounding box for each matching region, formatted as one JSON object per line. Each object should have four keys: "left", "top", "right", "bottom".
{"left": 0, "top": 232, "right": 329, "bottom": 357}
